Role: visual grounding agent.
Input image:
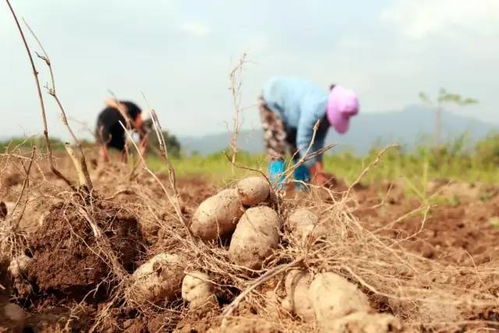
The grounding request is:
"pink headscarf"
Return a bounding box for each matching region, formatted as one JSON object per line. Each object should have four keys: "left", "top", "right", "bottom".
{"left": 327, "top": 85, "right": 359, "bottom": 134}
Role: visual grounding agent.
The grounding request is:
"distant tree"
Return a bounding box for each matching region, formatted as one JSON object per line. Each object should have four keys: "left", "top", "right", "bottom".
{"left": 143, "top": 118, "right": 181, "bottom": 157}
{"left": 149, "top": 131, "right": 181, "bottom": 158}
{"left": 419, "top": 89, "right": 478, "bottom": 147}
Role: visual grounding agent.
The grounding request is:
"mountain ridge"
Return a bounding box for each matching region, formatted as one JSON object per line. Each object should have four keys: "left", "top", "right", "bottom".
{"left": 179, "top": 105, "right": 498, "bottom": 155}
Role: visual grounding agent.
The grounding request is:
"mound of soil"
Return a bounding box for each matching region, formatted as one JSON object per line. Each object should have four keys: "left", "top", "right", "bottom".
{"left": 24, "top": 197, "right": 145, "bottom": 301}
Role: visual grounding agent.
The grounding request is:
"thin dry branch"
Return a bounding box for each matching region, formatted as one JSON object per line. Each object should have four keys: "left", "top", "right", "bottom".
{"left": 64, "top": 143, "right": 88, "bottom": 188}
{"left": 282, "top": 119, "right": 336, "bottom": 186}
{"left": 5, "top": 0, "right": 74, "bottom": 190}
{"left": 345, "top": 144, "right": 400, "bottom": 197}
{"left": 22, "top": 19, "right": 93, "bottom": 190}
{"left": 11, "top": 147, "right": 36, "bottom": 229}
{"left": 119, "top": 121, "right": 192, "bottom": 239}
{"left": 222, "top": 255, "right": 305, "bottom": 321}
{"left": 228, "top": 53, "right": 248, "bottom": 165}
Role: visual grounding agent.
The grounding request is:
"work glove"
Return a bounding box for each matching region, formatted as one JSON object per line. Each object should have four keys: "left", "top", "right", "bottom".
{"left": 309, "top": 162, "right": 335, "bottom": 186}
{"left": 293, "top": 164, "right": 311, "bottom": 191}
{"left": 268, "top": 160, "right": 286, "bottom": 188}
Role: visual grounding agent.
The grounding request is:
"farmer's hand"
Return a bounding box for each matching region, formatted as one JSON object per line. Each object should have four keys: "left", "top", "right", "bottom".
{"left": 105, "top": 98, "right": 120, "bottom": 109}
{"left": 132, "top": 114, "right": 145, "bottom": 132}
{"left": 308, "top": 162, "right": 335, "bottom": 186}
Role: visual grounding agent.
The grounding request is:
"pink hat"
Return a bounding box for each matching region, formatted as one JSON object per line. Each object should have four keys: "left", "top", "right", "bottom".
{"left": 327, "top": 85, "right": 359, "bottom": 134}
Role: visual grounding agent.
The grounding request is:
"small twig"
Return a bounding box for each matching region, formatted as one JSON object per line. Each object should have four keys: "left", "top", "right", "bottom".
{"left": 228, "top": 53, "right": 248, "bottom": 165}
{"left": 23, "top": 19, "right": 92, "bottom": 190}
{"left": 64, "top": 143, "right": 87, "bottom": 188}
{"left": 148, "top": 106, "right": 181, "bottom": 199}
{"left": 104, "top": 189, "right": 136, "bottom": 201}
{"left": 283, "top": 119, "right": 336, "bottom": 185}
{"left": 221, "top": 256, "right": 304, "bottom": 321}
{"left": 345, "top": 144, "right": 400, "bottom": 197}
{"left": 11, "top": 147, "right": 36, "bottom": 228}
{"left": 223, "top": 151, "right": 268, "bottom": 180}
{"left": 119, "top": 122, "right": 192, "bottom": 239}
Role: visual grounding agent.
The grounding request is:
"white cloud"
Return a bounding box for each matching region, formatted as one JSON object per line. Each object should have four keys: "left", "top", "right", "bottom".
{"left": 381, "top": 0, "right": 499, "bottom": 38}
{"left": 180, "top": 23, "right": 211, "bottom": 37}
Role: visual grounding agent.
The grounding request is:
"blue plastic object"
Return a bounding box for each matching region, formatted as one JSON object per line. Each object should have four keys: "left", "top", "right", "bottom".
{"left": 294, "top": 164, "right": 311, "bottom": 182}
{"left": 268, "top": 160, "right": 286, "bottom": 187}
{"left": 293, "top": 164, "right": 311, "bottom": 191}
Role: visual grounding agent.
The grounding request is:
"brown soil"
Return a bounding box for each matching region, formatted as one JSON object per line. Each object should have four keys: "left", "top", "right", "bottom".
{"left": 23, "top": 196, "right": 145, "bottom": 302}
{"left": 354, "top": 182, "right": 499, "bottom": 266}
{"left": 1, "top": 154, "right": 498, "bottom": 332}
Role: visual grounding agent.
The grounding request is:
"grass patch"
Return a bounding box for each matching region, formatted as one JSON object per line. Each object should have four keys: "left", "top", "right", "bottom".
{"left": 147, "top": 133, "right": 499, "bottom": 186}
{"left": 2, "top": 132, "right": 498, "bottom": 185}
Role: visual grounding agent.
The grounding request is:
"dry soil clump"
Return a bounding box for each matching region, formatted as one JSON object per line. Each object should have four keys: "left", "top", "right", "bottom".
{"left": 23, "top": 197, "right": 144, "bottom": 301}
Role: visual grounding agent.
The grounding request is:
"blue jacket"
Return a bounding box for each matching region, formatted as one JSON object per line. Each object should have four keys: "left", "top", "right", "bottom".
{"left": 262, "top": 77, "right": 330, "bottom": 167}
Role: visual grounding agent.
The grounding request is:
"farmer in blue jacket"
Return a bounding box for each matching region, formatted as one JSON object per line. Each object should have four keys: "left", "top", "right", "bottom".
{"left": 260, "top": 77, "right": 359, "bottom": 187}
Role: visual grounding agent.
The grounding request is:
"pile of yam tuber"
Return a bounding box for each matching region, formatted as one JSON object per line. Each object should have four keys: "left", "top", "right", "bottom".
{"left": 121, "top": 176, "right": 401, "bottom": 331}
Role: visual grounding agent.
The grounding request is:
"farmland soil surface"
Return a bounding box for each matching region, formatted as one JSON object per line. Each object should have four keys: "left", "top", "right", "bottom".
{"left": 0, "top": 156, "right": 497, "bottom": 332}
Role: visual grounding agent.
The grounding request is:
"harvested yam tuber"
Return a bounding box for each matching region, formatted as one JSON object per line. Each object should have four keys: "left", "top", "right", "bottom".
{"left": 333, "top": 312, "right": 402, "bottom": 333}
{"left": 8, "top": 255, "right": 32, "bottom": 278}
{"left": 308, "top": 272, "right": 371, "bottom": 331}
{"left": 128, "top": 253, "right": 184, "bottom": 305}
{"left": 236, "top": 177, "right": 270, "bottom": 206}
{"left": 229, "top": 206, "right": 280, "bottom": 269}
{"left": 190, "top": 189, "right": 243, "bottom": 241}
{"left": 181, "top": 271, "right": 217, "bottom": 310}
{"left": 287, "top": 208, "right": 326, "bottom": 242}
{"left": 328, "top": 312, "right": 402, "bottom": 333}
{"left": 2, "top": 303, "right": 25, "bottom": 323}
{"left": 281, "top": 270, "right": 315, "bottom": 322}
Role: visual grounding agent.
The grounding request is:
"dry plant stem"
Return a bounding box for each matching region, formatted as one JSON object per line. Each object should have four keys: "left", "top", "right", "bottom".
{"left": 54, "top": 94, "right": 92, "bottom": 188}
{"left": 221, "top": 255, "right": 305, "bottom": 321}
{"left": 345, "top": 144, "right": 400, "bottom": 197}
{"left": 374, "top": 204, "right": 427, "bottom": 233}
{"left": 283, "top": 120, "right": 336, "bottom": 184}
{"left": 5, "top": 0, "right": 74, "bottom": 190}
{"left": 228, "top": 53, "right": 247, "bottom": 165}
{"left": 11, "top": 147, "right": 36, "bottom": 228}
{"left": 64, "top": 143, "right": 87, "bottom": 188}
{"left": 119, "top": 122, "right": 192, "bottom": 239}
{"left": 149, "top": 110, "right": 178, "bottom": 188}
{"left": 224, "top": 152, "right": 269, "bottom": 181}
{"left": 23, "top": 19, "right": 93, "bottom": 189}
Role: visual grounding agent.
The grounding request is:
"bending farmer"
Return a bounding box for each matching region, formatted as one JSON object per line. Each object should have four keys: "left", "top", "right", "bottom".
{"left": 96, "top": 99, "right": 148, "bottom": 162}
{"left": 259, "top": 77, "right": 359, "bottom": 187}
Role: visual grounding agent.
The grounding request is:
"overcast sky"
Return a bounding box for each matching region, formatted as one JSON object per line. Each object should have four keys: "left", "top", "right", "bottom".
{"left": 1, "top": 0, "right": 498, "bottom": 140}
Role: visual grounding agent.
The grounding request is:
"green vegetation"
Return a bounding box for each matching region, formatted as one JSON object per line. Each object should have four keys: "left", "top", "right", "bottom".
{"left": 148, "top": 132, "right": 499, "bottom": 185}
{"left": 0, "top": 136, "right": 95, "bottom": 153}
{"left": 147, "top": 130, "right": 181, "bottom": 158}
{"left": 2, "top": 132, "right": 498, "bottom": 186}
{"left": 0, "top": 136, "right": 66, "bottom": 152}
{"left": 419, "top": 89, "right": 478, "bottom": 147}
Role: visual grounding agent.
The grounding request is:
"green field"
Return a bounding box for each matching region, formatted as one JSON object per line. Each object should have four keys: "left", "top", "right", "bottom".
{"left": 145, "top": 133, "right": 499, "bottom": 186}
{"left": 2, "top": 132, "right": 498, "bottom": 187}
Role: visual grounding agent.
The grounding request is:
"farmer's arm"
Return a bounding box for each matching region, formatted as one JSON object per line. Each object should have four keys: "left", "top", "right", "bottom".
{"left": 296, "top": 102, "right": 327, "bottom": 167}
{"left": 297, "top": 104, "right": 332, "bottom": 185}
